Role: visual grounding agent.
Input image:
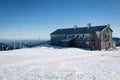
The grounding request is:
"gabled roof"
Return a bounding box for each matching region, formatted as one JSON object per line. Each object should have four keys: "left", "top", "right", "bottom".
{"left": 50, "top": 25, "right": 112, "bottom": 35}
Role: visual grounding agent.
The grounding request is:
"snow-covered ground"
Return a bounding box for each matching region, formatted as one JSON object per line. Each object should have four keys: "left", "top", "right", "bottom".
{"left": 0, "top": 44, "right": 120, "bottom": 80}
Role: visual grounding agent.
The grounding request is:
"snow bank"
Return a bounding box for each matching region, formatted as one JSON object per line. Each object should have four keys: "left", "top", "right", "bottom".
{"left": 0, "top": 45, "right": 120, "bottom": 80}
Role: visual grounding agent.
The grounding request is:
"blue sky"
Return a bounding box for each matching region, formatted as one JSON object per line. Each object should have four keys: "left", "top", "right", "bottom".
{"left": 0, "top": 0, "right": 120, "bottom": 40}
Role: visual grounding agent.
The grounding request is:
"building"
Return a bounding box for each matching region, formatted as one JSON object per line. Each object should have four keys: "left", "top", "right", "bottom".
{"left": 50, "top": 24, "right": 115, "bottom": 50}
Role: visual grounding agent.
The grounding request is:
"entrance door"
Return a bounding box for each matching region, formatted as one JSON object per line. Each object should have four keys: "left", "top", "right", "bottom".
{"left": 108, "top": 42, "right": 110, "bottom": 48}
{"left": 105, "top": 42, "right": 110, "bottom": 50}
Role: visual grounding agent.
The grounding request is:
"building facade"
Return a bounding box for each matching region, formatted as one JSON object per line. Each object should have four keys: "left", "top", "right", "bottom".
{"left": 50, "top": 24, "right": 115, "bottom": 50}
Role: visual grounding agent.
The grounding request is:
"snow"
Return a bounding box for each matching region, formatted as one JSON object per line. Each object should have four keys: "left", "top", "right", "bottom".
{"left": 0, "top": 44, "right": 120, "bottom": 80}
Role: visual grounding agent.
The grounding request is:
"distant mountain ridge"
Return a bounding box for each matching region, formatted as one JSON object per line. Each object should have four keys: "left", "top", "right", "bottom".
{"left": 0, "top": 40, "right": 47, "bottom": 51}
{"left": 0, "top": 43, "right": 13, "bottom": 51}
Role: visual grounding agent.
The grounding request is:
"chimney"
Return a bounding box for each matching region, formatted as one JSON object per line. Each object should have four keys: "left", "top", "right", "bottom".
{"left": 107, "top": 24, "right": 110, "bottom": 27}
{"left": 87, "top": 23, "right": 91, "bottom": 28}
{"left": 74, "top": 25, "right": 77, "bottom": 30}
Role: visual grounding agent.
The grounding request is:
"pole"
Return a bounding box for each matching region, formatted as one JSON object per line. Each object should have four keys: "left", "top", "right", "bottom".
{"left": 39, "top": 37, "right": 41, "bottom": 44}
{"left": 13, "top": 33, "right": 16, "bottom": 50}
{"left": 14, "top": 39, "right": 15, "bottom": 49}
{"left": 19, "top": 32, "right": 21, "bottom": 49}
{"left": 2, "top": 45, "right": 4, "bottom": 51}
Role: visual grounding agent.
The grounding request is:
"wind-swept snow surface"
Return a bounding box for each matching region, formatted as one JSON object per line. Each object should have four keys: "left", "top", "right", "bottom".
{"left": 0, "top": 44, "right": 120, "bottom": 80}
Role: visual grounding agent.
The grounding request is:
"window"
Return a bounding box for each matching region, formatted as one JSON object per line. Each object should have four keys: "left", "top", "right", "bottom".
{"left": 108, "top": 35, "right": 110, "bottom": 40}
{"left": 79, "top": 34, "right": 81, "bottom": 38}
{"left": 93, "top": 42, "right": 96, "bottom": 46}
{"left": 76, "top": 35, "right": 79, "bottom": 38}
{"left": 83, "top": 34, "right": 86, "bottom": 39}
{"left": 109, "top": 43, "right": 110, "bottom": 47}
{"left": 105, "top": 34, "right": 107, "bottom": 39}
{"left": 73, "top": 35, "right": 75, "bottom": 37}
{"left": 87, "top": 37, "right": 90, "bottom": 40}
{"left": 86, "top": 42, "right": 90, "bottom": 46}
{"left": 65, "top": 35, "right": 69, "bottom": 38}
{"left": 83, "top": 34, "right": 84, "bottom": 38}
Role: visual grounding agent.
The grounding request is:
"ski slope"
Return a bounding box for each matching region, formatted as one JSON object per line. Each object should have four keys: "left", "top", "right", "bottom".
{"left": 0, "top": 44, "right": 120, "bottom": 80}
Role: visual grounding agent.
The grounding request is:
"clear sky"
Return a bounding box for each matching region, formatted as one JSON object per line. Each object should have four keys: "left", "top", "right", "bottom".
{"left": 0, "top": 0, "right": 120, "bottom": 40}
